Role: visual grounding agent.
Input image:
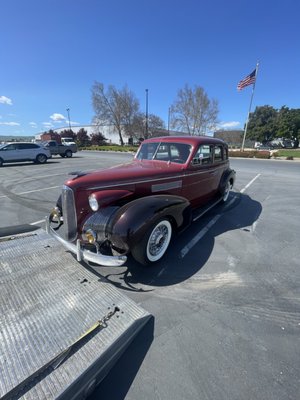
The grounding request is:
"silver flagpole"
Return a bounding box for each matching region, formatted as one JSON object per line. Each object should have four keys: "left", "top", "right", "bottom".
{"left": 241, "top": 62, "right": 259, "bottom": 151}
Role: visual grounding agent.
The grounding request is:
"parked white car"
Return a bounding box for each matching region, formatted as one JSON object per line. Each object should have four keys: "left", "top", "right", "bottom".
{"left": 0, "top": 142, "right": 51, "bottom": 167}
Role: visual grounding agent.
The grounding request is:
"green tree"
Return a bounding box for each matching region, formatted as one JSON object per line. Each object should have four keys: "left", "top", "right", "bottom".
{"left": 277, "top": 107, "right": 300, "bottom": 139}
{"left": 247, "top": 106, "right": 300, "bottom": 142}
{"left": 170, "top": 84, "right": 219, "bottom": 135}
{"left": 247, "top": 105, "right": 277, "bottom": 142}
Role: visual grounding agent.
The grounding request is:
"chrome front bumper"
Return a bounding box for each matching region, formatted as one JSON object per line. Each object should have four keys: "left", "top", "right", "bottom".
{"left": 45, "top": 217, "right": 127, "bottom": 267}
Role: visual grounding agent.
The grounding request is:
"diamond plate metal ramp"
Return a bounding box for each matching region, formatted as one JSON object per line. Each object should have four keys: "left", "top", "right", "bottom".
{"left": 0, "top": 229, "right": 151, "bottom": 400}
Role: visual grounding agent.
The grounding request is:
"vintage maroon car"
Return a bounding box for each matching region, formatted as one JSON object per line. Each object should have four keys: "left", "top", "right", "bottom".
{"left": 46, "top": 136, "right": 235, "bottom": 266}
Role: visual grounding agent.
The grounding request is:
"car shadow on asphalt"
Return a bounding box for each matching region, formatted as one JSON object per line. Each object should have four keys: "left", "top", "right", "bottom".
{"left": 91, "top": 193, "right": 262, "bottom": 290}
{"left": 88, "top": 316, "right": 154, "bottom": 400}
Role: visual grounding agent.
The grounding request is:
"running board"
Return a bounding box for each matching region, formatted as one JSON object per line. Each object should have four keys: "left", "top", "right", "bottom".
{"left": 0, "top": 229, "right": 151, "bottom": 400}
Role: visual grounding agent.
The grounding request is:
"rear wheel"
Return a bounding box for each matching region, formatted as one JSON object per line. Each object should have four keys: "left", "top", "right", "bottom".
{"left": 0, "top": 158, "right": 3, "bottom": 167}
{"left": 65, "top": 149, "right": 72, "bottom": 158}
{"left": 222, "top": 180, "right": 232, "bottom": 203}
{"left": 131, "top": 219, "right": 172, "bottom": 266}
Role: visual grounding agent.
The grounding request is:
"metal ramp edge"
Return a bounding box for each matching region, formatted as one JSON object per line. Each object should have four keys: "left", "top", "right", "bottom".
{"left": 0, "top": 228, "right": 151, "bottom": 400}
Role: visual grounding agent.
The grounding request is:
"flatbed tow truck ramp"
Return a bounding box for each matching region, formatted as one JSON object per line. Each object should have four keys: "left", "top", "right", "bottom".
{"left": 0, "top": 228, "right": 151, "bottom": 399}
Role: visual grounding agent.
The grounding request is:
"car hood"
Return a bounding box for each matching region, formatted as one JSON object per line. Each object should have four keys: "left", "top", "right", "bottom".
{"left": 65, "top": 159, "right": 185, "bottom": 191}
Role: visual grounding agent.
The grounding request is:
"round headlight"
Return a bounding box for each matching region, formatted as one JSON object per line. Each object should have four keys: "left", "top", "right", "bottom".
{"left": 88, "top": 194, "right": 99, "bottom": 211}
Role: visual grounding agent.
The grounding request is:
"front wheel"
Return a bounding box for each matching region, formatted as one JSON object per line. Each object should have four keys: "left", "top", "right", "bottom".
{"left": 131, "top": 219, "right": 172, "bottom": 266}
{"left": 65, "top": 150, "right": 72, "bottom": 158}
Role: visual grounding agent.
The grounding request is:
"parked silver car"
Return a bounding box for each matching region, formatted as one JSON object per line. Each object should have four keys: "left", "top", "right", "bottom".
{"left": 0, "top": 142, "right": 51, "bottom": 167}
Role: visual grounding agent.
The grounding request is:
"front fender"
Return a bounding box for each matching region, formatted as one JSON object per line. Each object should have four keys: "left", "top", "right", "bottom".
{"left": 108, "top": 195, "right": 191, "bottom": 252}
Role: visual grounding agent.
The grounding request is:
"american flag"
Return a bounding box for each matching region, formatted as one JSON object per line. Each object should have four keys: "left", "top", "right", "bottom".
{"left": 237, "top": 69, "right": 256, "bottom": 90}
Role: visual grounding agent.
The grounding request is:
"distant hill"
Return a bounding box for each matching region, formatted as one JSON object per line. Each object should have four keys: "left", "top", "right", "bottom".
{"left": 0, "top": 135, "right": 34, "bottom": 143}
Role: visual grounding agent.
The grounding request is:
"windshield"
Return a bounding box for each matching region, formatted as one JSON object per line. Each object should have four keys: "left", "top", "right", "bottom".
{"left": 136, "top": 142, "right": 192, "bottom": 164}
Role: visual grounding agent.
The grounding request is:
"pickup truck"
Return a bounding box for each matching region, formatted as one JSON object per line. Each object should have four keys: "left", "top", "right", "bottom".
{"left": 43, "top": 140, "right": 77, "bottom": 158}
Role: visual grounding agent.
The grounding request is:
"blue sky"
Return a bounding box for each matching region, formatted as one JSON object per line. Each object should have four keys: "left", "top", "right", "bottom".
{"left": 1, "top": 0, "right": 300, "bottom": 136}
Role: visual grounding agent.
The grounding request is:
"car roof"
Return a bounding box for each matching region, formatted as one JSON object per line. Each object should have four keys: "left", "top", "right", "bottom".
{"left": 4, "top": 142, "right": 40, "bottom": 145}
{"left": 142, "top": 135, "right": 226, "bottom": 146}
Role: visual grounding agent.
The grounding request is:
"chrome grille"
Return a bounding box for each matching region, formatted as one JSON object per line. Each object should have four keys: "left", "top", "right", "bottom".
{"left": 83, "top": 207, "right": 119, "bottom": 242}
{"left": 62, "top": 185, "right": 77, "bottom": 241}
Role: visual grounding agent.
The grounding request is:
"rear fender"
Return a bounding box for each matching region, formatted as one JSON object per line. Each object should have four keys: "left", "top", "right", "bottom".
{"left": 219, "top": 168, "right": 236, "bottom": 194}
{"left": 108, "top": 195, "right": 192, "bottom": 252}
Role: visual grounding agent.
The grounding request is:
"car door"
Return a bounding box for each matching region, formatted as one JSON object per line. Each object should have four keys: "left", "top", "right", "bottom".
{"left": 182, "top": 144, "right": 217, "bottom": 207}
{"left": 212, "top": 144, "right": 228, "bottom": 191}
{"left": 17, "top": 143, "right": 38, "bottom": 160}
{"left": 0, "top": 143, "right": 19, "bottom": 161}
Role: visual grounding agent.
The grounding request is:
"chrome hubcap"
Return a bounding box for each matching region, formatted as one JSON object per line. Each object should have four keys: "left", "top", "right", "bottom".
{"left": 147, "top": 220, "right": 172, "bottom": 262}
{"left": 149, "top": 227, "right": 168, "bottom": 256}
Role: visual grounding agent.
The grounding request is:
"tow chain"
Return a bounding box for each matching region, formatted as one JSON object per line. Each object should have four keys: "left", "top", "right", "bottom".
{"left": 53, "top": 306, "right": 120, "bottom": 368}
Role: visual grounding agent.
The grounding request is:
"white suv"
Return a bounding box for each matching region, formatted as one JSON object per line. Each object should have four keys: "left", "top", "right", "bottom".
{"left": 0, "top": 142, "right": 51, "bottom": 167}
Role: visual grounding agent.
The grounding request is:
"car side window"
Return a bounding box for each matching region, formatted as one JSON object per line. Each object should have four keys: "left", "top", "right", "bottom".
{"left": 214, "top": 145, "right": 224, "bottom": 162}
{"left": 17, "top": 143, "right": 39, "bottom": 150}
{"left": 2, "top": 144, "right": 17, "bottom": 151}
{"left": 193, "top": 145, "right": 213, "bottom": 165}
{"left": 170, "top": 144, "right": 191, "bottom": 163}
{"left": 224, "top": 147, "right": 228, "bottom": 160}
{"left": 136, "top": 143, "right": 159, "bottom": 160}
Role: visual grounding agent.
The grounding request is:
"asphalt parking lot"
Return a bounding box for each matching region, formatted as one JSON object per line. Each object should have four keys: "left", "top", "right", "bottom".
{"left": 1, "top": 152, "right": 299, "bottom": 400}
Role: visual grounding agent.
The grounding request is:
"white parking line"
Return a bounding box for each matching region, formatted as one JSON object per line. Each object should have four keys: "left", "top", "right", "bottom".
{"left": 180, "top": 173, "right": 261, "bottom": 258}
{"left": 0, "top": 185, "right": 61, "bottom": 199}
{"left": 240, "top": 173, "right": 261, "bottom": 193}
{"left": 180, "top": 214, "right": 221, "bottom": 258}
{"left": 30, "top": 219, "right": 46, "bottom": 226}
{"left": 15, "top": 186, "right": 61, "bottom": 195}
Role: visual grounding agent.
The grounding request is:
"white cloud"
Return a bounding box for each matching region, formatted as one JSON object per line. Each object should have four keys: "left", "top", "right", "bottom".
{"left": 29, "top": 122, "right": 38, "bottom": 128}
{"left": 42, "top": 122, "right": 53, "bottom": 128}
{"left": 218, "top": 121, "right": 241, "bottom": 129}
{"left": 50, "top": 113, "right": 66, "bottom": 122}
{"left": 0, "top": 96, "right": 13, "bottom": 105}
{"left": 0, "top": 121, "right": 20, "bottom": 126}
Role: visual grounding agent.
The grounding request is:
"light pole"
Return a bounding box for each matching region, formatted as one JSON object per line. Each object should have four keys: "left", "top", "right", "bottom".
{"left": 145, "top": 89, "right": 149, "bottom": 138}
{"left": 168, "top": 107, "right": 171, "bottom": 135}
{"left": 66, "top": 108, "right": 71, "bottom": 130}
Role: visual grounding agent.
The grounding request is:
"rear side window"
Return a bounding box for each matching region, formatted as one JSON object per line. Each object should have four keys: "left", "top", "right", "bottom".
{"left": 17, "top": 143, "right": 39, "bottom": 150}
{"left": 214, "top": 145, "right": 224, "bottom": 162}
